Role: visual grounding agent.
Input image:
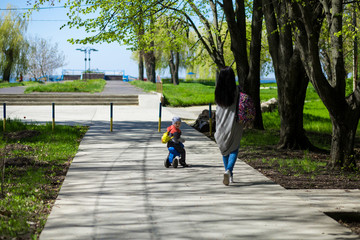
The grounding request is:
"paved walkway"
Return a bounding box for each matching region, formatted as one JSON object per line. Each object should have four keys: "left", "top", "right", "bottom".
{"left": 1, "top": 81, "right": 359, "bottom": 239}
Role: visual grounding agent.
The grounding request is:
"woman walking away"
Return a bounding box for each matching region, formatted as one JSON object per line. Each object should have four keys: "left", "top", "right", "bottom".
{"left": 214, "top": 67, "right": 244, "bottom": 186}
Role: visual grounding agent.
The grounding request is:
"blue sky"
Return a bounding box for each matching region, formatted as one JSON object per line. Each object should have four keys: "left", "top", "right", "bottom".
{"left": 0, "top": 1, "right": 139, "bottom": 77}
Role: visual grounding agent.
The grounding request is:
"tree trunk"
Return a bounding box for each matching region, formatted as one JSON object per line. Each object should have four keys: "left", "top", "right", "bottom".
{"left": 144, "top": 45, "right": 156, "bottom": 83}
{"left": 353, "top": 9, "right": 358, "bottom": 91}
{"left": 247, "top": 0, "right": 264, "bottom": 130}
{"left": 3, "top": 49, "right": 14, "bottom": 82}
{"left": 223, "top": 0, "right": 263, "bottom": 130}
{"left": 330, "top": 115, "right": 358, "bottom": 169}
{"left": 169, "top": 50, "right": 179, "bottom": 85}
{"left": 223, "top": 0, "right": 248, "bottom": 87}
{"left": 2, "top": 69, "right": 11, "bottom": 82}
{"left": 138, "top": 50, "right": 144, "bottom": 81}
{"left": 277, "top": 50, "right": 312, "bottom": 149}
{"left": 289, "top": 0, "right": 360, "bottom": 168}
{"left": 263, "top": 0, "right": 314, "bottom": 150}
{"left": 136, "top": 6, "right": 145, "bottom": 82}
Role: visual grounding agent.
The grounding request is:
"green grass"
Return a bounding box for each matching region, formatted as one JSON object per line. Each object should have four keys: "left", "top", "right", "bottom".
{"left": 263, "top": 153, "right": 327, "bottom": 176}
{"left": 130, "top": 80, "right": 215, "bottom": 106}
{"left": 240, "top": 129, "right": 280, "bottom": 146}
{"left": 0, "top": 119, "right": 87, "bottom": 238}
{"left": 130, "top": 80, "right": 157, "bottom": 92}
{"left": 162, "top": 82, "right": 215, "bottom": 106}
{"left": 24, "top": 79, "right": 106, "bottom": 93}
{"left": 0, "top": 81, "right": 41, "bottom": 89}
{"left": 260, "top": 82, "right": 277, "bottom": 88}
{"left": 258, "top": 84, "right": 333, "bottom": 134}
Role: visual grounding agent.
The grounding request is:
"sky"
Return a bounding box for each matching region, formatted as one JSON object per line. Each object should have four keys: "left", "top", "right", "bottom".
{"left": 0, "top": 1, "right": 139, "bottom": 77}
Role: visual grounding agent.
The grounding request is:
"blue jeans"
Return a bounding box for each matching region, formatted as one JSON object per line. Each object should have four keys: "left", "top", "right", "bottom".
{"left": 222, "top": 149, "right": 239, "bottom": 176}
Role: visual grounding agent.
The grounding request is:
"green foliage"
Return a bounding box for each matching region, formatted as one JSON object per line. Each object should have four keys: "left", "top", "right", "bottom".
{"left": 24, "top": 79, "right": 106, "bottom": 93}
{"left": 161, "top": 78, "right": 216, "bottom": 84}
{"left": 0, "top": 119, "right": 87, "bottom": 238}
{"left": 152, "top": 14, "right": 191, "bottom": 75}
{"left": 346, "top": 77, "right": 355, "bottom": 96}
{"left": 0, "top": 6, "right": 29, "bottom": 81}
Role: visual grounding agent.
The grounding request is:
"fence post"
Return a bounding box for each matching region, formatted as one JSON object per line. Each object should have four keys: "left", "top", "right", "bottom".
{"left": 209, "top": 103, "right": 212, "bottom": 137}
{"left": 52, "top": 103, "right": 55, "bottom": 131}
{"left": 158, "top": 102, "right": 162, "bottom": 132}
{"left": 3, "top": 103, "right": 6, "bottom": 131}
{"left": 110, "top": 103, "right": 113, "bottom": 132}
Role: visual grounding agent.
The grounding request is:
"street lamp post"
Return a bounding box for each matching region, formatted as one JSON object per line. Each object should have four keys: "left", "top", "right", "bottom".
{"left": 76, "top": 47, "right": 87, "bottom": 80}
{"left": 88, "top": 48, "right": 98, "bottom": 77}
{"left": 76, "top": 47, "right": 98, "bottom": 80}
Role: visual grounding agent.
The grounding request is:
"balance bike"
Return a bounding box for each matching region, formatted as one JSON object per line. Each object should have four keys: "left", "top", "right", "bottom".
{"left": 164, "top": 147, "right": 181, "bottom": 168}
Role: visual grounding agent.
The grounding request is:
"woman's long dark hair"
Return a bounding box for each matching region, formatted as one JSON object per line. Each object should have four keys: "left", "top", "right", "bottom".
{"left": 215, "top": 67, "right": 237, "bottom": 107}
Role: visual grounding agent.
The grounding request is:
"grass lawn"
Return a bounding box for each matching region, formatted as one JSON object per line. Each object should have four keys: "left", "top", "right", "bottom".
{"left": 24, "top": 79, "right": 106, "bottom": 93}
{"left": 0, "top": 81, "right": 41, "bottom": 89}
{"left": 0, "top": 120, "right": 87, "bottom": 239}
{"left": 130, "top": 80, "right": 215, "bottom": 106}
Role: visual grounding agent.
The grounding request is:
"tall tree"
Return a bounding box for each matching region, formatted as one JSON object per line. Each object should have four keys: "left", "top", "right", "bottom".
{"left": 289, "top": 0, "right": 360, "bottom": 169}
{"left": 144, "top": 12, "right": 156, "bottom": 83}
{"left": 169, "top": 50, "right": 180, "bottom": 85}
{"left": 0, "top": 8, "right": 28, "bottom": 82}
{"left": 352, "top": 7, "right": 358, "bottom": 91}
{"left": 155, "top": 15, "right": 191, "bottom": 85}
{"left": 165, "top": 20, "right": 186, "bottom": 85}
{"left": 222, "top": 0, "right": 264, "bottom": 129}
{"left": 137, "top": 7, "right": 145, "bottom": 81}
{"left": 261, "top": 0, "right": 314, "bottom": 149}
{"left": 161, "top": 0, "right": 228, "bottom": 71}
{"left": 29, "top": 0, "right": 159, "bottom": 82}
{"left": 27, "top": 37, "right": 65, "bottom": 80}
{"left": 163, "top": 0, "right": 264, "bottom": 128}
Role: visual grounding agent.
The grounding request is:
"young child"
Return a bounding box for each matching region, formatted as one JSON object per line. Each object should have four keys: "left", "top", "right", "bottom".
{"left": 167, "top": 116, "right": 189, "bottom": 167}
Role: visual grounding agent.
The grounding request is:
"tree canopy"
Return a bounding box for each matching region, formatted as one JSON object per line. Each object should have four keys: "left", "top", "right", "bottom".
{"left": 27, "top": 36, "right": 66, "bottom": 80}
{"left": 0, "top": 7, "right": 28, "bottom": 81}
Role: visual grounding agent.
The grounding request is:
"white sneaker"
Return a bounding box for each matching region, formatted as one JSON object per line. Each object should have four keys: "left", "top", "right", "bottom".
{"left": 230, "top": 176, "right": 234, "bottom": 183}
{"left": 223, "top": 170, "right": 230, "bottom": 186}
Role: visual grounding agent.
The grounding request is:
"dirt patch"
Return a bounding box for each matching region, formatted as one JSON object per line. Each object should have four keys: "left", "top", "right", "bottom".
{"left": 325, "top": 212, "right": 360, "bottom": 236}
{"left": 1, "top": 142, "right": 36, "bottom": 167}
{"left": 240, "top": 146, "right": 360, "bottom": 189}
{"left": 4, "top": 143, "right": 34, "bottom": 152}
{"left": 3, "top": 130, "right": 40, "bottom": 140}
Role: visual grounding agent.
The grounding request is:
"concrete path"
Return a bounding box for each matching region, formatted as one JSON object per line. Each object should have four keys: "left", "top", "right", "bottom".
{"left": 0, "top": 82, "right": 359, "bottom": 239}
{"left": 39, "top": 121, "right": 359, "bottom": 240}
